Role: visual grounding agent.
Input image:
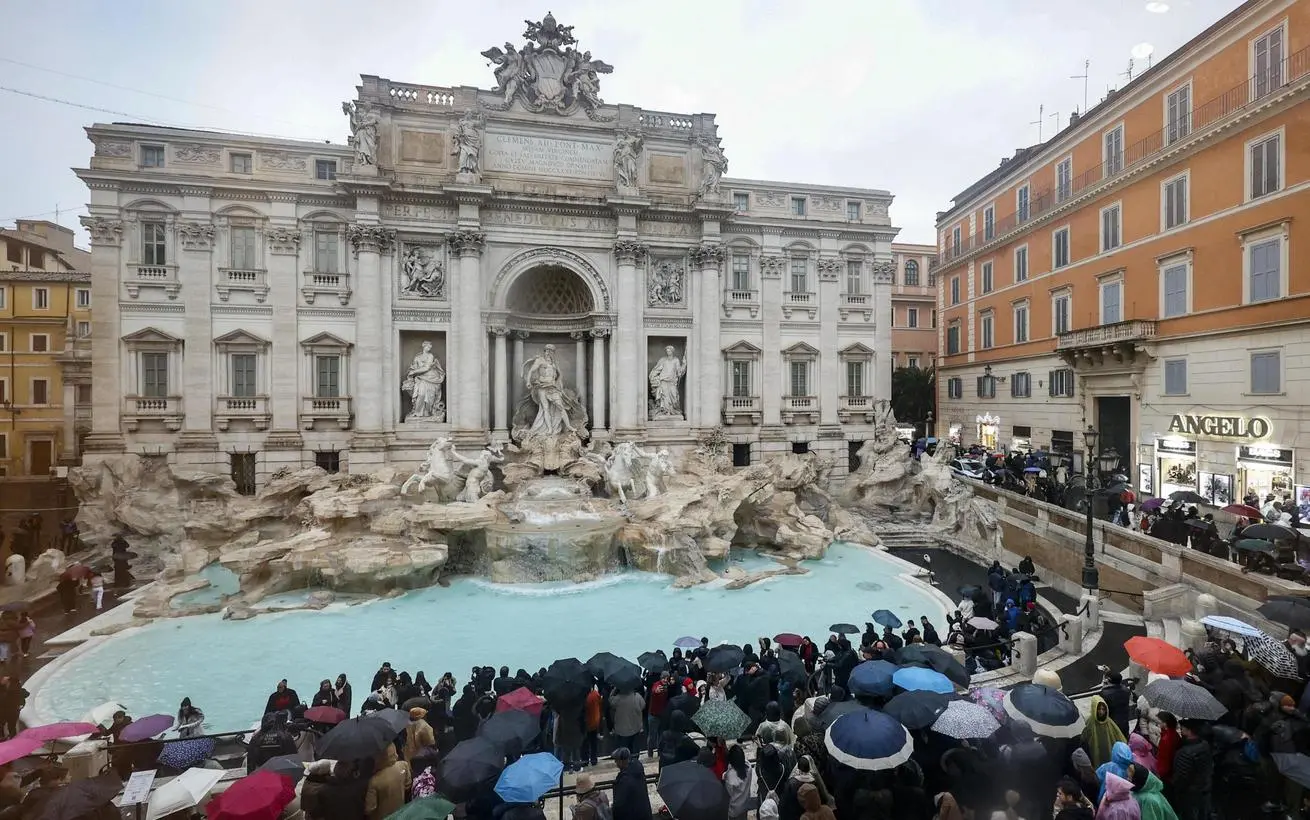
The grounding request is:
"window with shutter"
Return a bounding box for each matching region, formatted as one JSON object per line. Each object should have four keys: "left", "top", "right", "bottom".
{"left": 789, "top": 360, "right": 808, "bottom": 396}
{"left": 314, "top": 231, "right": 339, "bottom": 273}
{"left": 1164, "top": 359, "right": 1187, "bottom": 395}
{"left": 1101, "top": 281, "right": 1122, "bottom": 324}
{"left": 316, "top": 355, "right": 341, "bottom": 398}
{"left": 1162, "top": 265, "right": 1188, "bottom": 318}
{"left": 1164, "top": 176, "right": 1187, "bottom": 229}
{"left": 981, "top": 261, "right": 993, "bottom": 294}
{"left": 1166, "top": 85, "right": 1191, "bottom": 144}
{"left": 231, "top": 227, "right": 258, "bottom": 269}
{"left": 1254, "top": 26, "right": 1284, "bottom": 99}
{"left": 1250, "top": 351, "right": 1280, "bottom": 394}
{"left": 980, "top": 314, "right": 993, "bottom": 349}
{"left": 231, "top": 354, "right": 257, "bottom": 397}
{"left": 141, "top": 352, "right": 169, "bottom": 397}
{"left": 1250, "top": 135, "right": 1281, "bottom": 199}
{"left": 1248, "top": 239, "right": 1281, "bottom": 302}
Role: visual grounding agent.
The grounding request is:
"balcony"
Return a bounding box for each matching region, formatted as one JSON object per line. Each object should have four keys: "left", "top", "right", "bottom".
{"left": 721, "top": 395, "right": 761, "bottom": 426}
{"left": 125, "top": 263, "right": 180, "bottom": 299}
{"left": 216, "top": 268, "right": 269, "bottom": 303}
{"left": 1057, "top": 320, "right": 1157, "bottom": 371}
{"left": 73, "top": 405, "right": 91, "bottom": 431}
{"left": 722, "top": 289, "right": 759, "bottom": 318}
{"left": 301, "top": 395, "right": 353, "bottom": 430}
{"left": 839, "top": 292, "right": 874, "bottom": 322}
{"left": 121, "top": 395, "right": 183, "bottom": 431}
{"left": 302, "top": 270, "right": 352, "bottom": 305}
{"left": 839, "top": 395, "right": 877, "bottom": 424}
{"left": 781, "top": 395, "right": 818, "bottom": 425}
{"left": 215, "top": 395, "right": 271, "bottom": 431}
{"left": 782, "top": 291, "right": 817, "bottom": 320}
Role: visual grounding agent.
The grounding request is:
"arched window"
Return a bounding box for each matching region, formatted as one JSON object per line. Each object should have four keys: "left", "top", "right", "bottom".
{"left": 903, "top": 259, "right": 920, "bottom": 286}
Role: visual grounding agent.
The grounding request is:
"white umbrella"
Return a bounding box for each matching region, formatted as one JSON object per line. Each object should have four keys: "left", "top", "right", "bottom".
{"left": 80, "top": 701, "right": 129, "bottom": 728}
{"left": 146, "top": 767, "right": 225, "bottom": 820}
{"left": 967, "top": 617, "right": 1000, "bottom": 631}
{"left": 1199, "top": 615, "right": 1265, "bottom": 639}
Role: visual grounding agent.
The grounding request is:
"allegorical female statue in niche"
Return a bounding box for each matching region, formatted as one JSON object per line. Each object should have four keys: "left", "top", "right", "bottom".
{"left": 402, "top": 340, "right": 446, "bottom": 421}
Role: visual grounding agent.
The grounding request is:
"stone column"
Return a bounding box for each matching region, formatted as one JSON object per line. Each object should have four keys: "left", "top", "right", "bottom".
{"left": 346, "top": 224, "right": 395, "bottom": 437}
{"left": 512, "top": 332, "right": 527, "bottom": 410}
{"left": 759, "top": 254, "right": 784, "bottom": 429}
{"left": 80, "top": 217, "right": 125, "bottom": 457}
{"left": 447, "top": 230, "right": 487, "bottom": 436}
{"left": 571, "top": 330, "right": 588, "bottom": 404}
{"left": 612, "top": 241, "right": 647, "bottom": 434}
{"left": 590, "top": 329, "right": 608, "bottom": 430}
{"left": 691, "top": 244, "right": 725, "bottom": 429}
{"left": 817, "top": 258, "right": 842, "bottom": 426}
{"left": 492, "top": 328, "right": 510, "bottom": 438}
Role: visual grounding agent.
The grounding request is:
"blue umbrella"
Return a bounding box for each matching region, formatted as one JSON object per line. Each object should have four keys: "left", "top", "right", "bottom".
{"left": 925, "top": 437, "right": 938, "bottom": 444}
{"left": 892, "top": 666, "right": 954, "bottom": 694}
{"left": 157, "top": 737, "right": 216, "bottom": 769}
{"left": 824, "top": 709, "right": 914, "bottom": 771}
{"left": 847, "top": 661, "right": 898, "bottom": 698}
{"left": 871, "top": 610, "right": 902, "bottom": 629}
{"left": 674, "top": 636, "right": 701, "bottom": 649}
{"left": 494, "top": 752, "right": 564, "bottom": 803}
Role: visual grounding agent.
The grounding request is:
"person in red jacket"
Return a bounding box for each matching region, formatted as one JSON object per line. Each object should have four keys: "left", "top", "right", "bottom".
{"left": 646, "top": 672, "right": 670, "bottom": 759}
{"left": 1154, "top": 711, "right": 1180, "bottom": 784}
{"left": 583, "top": 685, "right": 603, "bottom": 766}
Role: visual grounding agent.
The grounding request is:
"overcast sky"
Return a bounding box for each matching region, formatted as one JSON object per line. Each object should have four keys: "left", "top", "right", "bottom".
{"left": 1, "top": 0, "right": 1238, "bottom": 247}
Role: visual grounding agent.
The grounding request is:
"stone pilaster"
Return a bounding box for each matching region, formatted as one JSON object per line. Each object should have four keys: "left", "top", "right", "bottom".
{"left": 347, "top": 223, "right": 396, "bottom": 438}
{"left": 817, "top": 258, "right": 842, "bottom": 426}
{"left": 591, "top": 328, "right": 609, "bottom": 430}
{"left": 691, "top": 243, "right": 724, "bottom": 429}
{"left": 447, "top": 230, "right": 487, "bottom": 433}
{"left": 872, "top": 259, "right": 896, "bottom": 401}
{"left": 81, "top": 216, "right": 126, "bottom": 456}
{"left": 759, "top": 254, "right": 784, "bottom": 429}
{"left": 612, "top": 240, "right": 647, "bottom": 433}
{"left": 264, "top": 216, "right": 304, "bottom": 452}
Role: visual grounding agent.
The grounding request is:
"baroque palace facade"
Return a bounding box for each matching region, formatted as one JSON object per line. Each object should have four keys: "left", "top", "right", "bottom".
{"left": 934, "top": 0, "right": 1310, "bottom": 505}
{"left": 77, "top": 14, "right": 898, "bottom": 490}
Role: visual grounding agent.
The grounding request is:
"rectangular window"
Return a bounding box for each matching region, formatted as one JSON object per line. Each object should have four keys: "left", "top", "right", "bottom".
{"left": 907, "top": 356, "right": 919, "bottom": 369}
{"left": 1248, "top": 238, "right": 1282, "bottom": 302}
{"left": 792, "top": 442, "right": 810, "bottom": 455}
{"left": 230, "top": 226, "right": 258, "bottom": 269}
{"left": 980, "top": 313, "right": 994, "bottom": 349}
{"left": 733, "top": 192, "right": 749, "bottom": 213}
{"left": 0, "top": 334, "right": 6, "bottom": 352}
{"left": 846, "top": 201, "right": 861, "bottom": 221}
{"left": 931, "top": 310, "right": 937, "bottom": 328}
{"left": 790, "top": 258, "right": 808, "bottom": 292}
{"left": 1163, "top": 358, "right": 1188, "bottom": 395}
{"left": 980, "top": 261, "right": 993, "bottom": 294}
{"left": 950, "top": 276, "right": 960, "bottom": 305}
{"left": 1017, "top": 185, "right": 1030, "bottom": 222}
{"left": 1249, "top": 134, "right": 1281, "bottom": 199}
{"left": 976, "top": 375, "right": 996, "bottom": 399}
{"left": 315, "top": 355, "right": 340, "bottom": 398}
{"left": 1053, "top": 228, "right": 1070, "bottom": 268}
{"left": 314, "top": 230, "right": 339, "bottom": 273}
{"left": 1162, "top": 263, "right": 1188, "bottom": 318}
{"left": 1166, "top": 85, "right": 1191, "bottom": 144}
{"left": 1014, "top": 246, "right": 1028, "bottom": 282}
{"left": 846, "top": 361, "right": 864, "bottom": 396}
{"left": 1010, "top": 371, "right": 1031, "bottom": 398}
{"left": 1101, "top": 204, "right": 1121, "bottom": 251}
{"left": 74, "top": 288, "right": 91, "bottom": 308}
{"left": 30, "top": 334, "right": 48, "bottom": 353}
{"left": 927, "top": 265, "right": 936, "bottom": 287}
{"left": 141, "top": 352, "right": 169, "bottom": 397}
{"left": 231, "top": 153, "right": 253, "bottom": 174}
{"left": 231, "top": 453, "right": 257, "bottom": 496}
{"left": 734, "top": 443, "right": 753, "bottom": 467}
{"left": 1250, "top": 350, "right": 1281, "bottom": 394}
{"left": 1013, "top": 303, "right": 1029, "bottom": 343}
{"left": 1056, "top": 157, "right": 1072, "bottom": 202}
{"left": 231, "top": 353, "right": 257, "bottom": 397}
{"left": 141, "top": 145, "right": 165, "bottom": 167}
{"left": 315, "top": 159, "right": 337, "bottom": 180}
{"left": 946, "top": 325, "right": 960, "bottom": 355}
{"left": 731, "top": 360, "right": 751, "bottom": 397}
{"left": 731, "top": 254, "right": 750, "bottom": 291}
{"left": 903, "top": 261, "right": 919, "bottom": 286}
{"left": 314, "top": 451, "right": 342, "bottom": 473}
{"left": 1104, "top": 125, "right": 1124, "bottom": 176}
{"left": 845, "top": 260, "right": 861, "bottom": 294}
{"left": 1101, "top": 279, "right": 1122, "bottom": 324}
{"left": 947, "top": 377, "right": 963, "bottom": 399}
{"left": 1254, "top": 25, "right": 1285, "bottom": 99}
{"left": 76, "top": 383, "right": 91, "bottom": 404}
{"left": 1049, "top": 368, "right": 1076, "bottom": 397}
{"left": 142, "top": 222, "right": 167, "bottom": 266}
{"left": 1053, "top": 293, "right": 1071, "bottom": 335}
{"left": 789, "top": 360, "right": 809, "bottom": 396}
{"left": 0, "top": 287, "right": 5, "bottom": 309}
{"left": 76, "top": 321, "right": 90, "bottom": 337}
{"left": 951, "top": 226, "right": 962, "bottom": 254}
{"left": 31, "top": 379, "right": 48, "bottom": 405}
{"left": 4, "top": 245, "right": 19, "bottom": 264}
{"left": 0, "top": 380, "right": 6, "bottom": 404}
{"left": 907, "top": 308, "right": 918, "bottom": 328}
{"left": 790, "top": 197, "right": 806, "bottom": 216}
{"left": 1163, "top": 175, "right": 1188, "bottom": 229}
{"left": 983, "top": 205, "right": 995, "bottom": 241}
{"left": 32, "top": 287, "right": 49, "bottom": 310}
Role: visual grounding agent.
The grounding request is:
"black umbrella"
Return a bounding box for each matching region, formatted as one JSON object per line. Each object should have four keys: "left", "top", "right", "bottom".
{"left": 29, "top": 774, "right": 121, "bottom": 820}
{"left": 541, "top": 658, "right": 594, "bottom": 706}
{"left": 830, "top": 623, "right": 860, "bottom": 634}
{"left": 316, "top": 710, "right": 406, "bottom": 760}
{"left": 895, "top": 645, "right": 970, "bottom": 687}
{"left": 1257, "top": 598, "right": 1310, "bottom": 631}
{"left": 895, "top": 645, "right": 931, "bottom": 667}
{"left": 1244, "top": 523, "right": 1300, "bottom": 542}
{"left": 882, "top": 691, "right": 951, "bottom": 730}
{"left": 814, "top": 701, "right": 869, "bottom": 731}
{"left": 439, "top": 737, "right": 506, "bottom": 802}
{"left": 607, "top": 665, "right": 644, "bottom": 693}
{"left": 669, "top": 692, "right": 700, "bottom": 721}
{"left": 705, "top": 645, "right": 745, "bottom": 673}
{"left": 477, "top": 709, "right": 540, "bottom": 753}
{"left": 586, "top": 652, "right": 633, "bottom": 679}
{"left": 638, "top": 650, "right": 668, "bottom": 672}
{"left": 257, "top": 754, "right": 306, "bottom": 784}
{"left": 656, "top": 760, "right": 730, "bottom": 820}
{"left": 1169, "top": 490, "right": 1207, "bottom": 504}
{"left": 776, "top": 650, "right": 807, "bottom": 685}
{"left": 957, "top": 585, "right": 981, "bottom": 599}
{"left": 402, "top": 696, "right": 435, "bottom": 712}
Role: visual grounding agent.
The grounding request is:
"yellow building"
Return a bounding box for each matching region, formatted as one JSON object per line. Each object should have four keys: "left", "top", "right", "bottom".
{"left": 0, "top": 220, "right": 92, "bottom": 475}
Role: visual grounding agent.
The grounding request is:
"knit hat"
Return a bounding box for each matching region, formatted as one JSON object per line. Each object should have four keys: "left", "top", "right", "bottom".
{"left": 1282, "top": 694, "right": 1296, "bottom": 709}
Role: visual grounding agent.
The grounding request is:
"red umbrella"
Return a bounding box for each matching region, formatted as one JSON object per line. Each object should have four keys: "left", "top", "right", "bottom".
{"left": 0, "top": 737, "right": 41, "bottom": 765}
{"left": 1124, "top": 636, "right": 1192, "bottom": 677}
{"left": 304, "top": 706, "right": 346, "bottom": 725}
{"left": 1223, "top": 503, "right": 1263, "bottom": 520}
{"left": 60, "top": 563, "right": 94, "bottom": 581}
{"left": 205, "top": 770, "right": 295, "bottom": 820}
{"left": 495, "top": 687, "right": 543, "bottom": 717}
{"left": 19, "top": 722, "right": 97, "bottom": 743}
{"left": 773, "top": 633, "right": 804, "bottom": 648}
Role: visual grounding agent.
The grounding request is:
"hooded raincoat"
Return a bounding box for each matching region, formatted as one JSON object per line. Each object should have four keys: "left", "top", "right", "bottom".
{"left": 1095, "top": 773, "right": 1140, "bottom": 820}
{"left": 1095, "top": 742, "right": 1133, "bottom": 802}
{"left": 1128, "top": 767, "right": 1177, "bottom": 820}
{"left": 1083, "top": 696, "right": 1128, "bottom": 768}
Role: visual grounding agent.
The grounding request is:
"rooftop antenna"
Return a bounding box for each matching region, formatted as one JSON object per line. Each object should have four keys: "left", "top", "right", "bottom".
{"left": 1122, "top": 59, "right": 1136, "bottom": 82}
{"left": 1070, "top": 59, "right": 1090, "bottom": 113}
{"left": 1049, "top": 110, "right": 1061, "bottom": 132}
{"left": 1030, "top": 103, "right": 1045, "bottom": 142}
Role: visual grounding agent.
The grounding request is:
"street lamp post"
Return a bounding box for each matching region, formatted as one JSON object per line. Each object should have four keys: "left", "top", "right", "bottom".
{"left": 1082, "top": 425, "right": 1100, "bottom": 591}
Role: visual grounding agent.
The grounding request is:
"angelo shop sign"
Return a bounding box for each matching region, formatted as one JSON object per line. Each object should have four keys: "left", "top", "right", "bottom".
{"left": 1166, "top": 414, "right": 1272, "bottom": 441}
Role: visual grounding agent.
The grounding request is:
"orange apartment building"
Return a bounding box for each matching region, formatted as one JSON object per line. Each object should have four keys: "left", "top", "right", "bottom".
{"left": 891, "top": 242, "right": 938, "bottom": 371}
{"left": 935, "top": 0, "right": 1310, "bottom": 507}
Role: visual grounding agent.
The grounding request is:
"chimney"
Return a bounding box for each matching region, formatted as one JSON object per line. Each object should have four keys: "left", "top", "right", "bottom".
{"left": 1068, "top": 109, "right": 1081, "bottom": 126}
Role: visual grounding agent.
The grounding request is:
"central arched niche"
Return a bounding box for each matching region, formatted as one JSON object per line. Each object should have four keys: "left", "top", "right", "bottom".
{"left": 506, "top": 265, "right": 596, "bottom": 315}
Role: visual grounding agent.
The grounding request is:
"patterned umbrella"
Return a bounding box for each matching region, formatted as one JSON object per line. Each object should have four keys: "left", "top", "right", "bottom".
{"left": 157, "top": 737, "right": 217, "bottom": 770}
{"left": 931, "top": 700, "right": 1001, "bottom": 739}
{"left": 1141, "top": 680, "right": 1226, "bottom": 721}
{"left": 967, "top": 687, "right": 1008, "bottom": 722}
{"left": 691, "top": 700, "right": 751, "bottom": 740}
{"left": 1246, "top": 634, "right": 1302, "bottom": 679}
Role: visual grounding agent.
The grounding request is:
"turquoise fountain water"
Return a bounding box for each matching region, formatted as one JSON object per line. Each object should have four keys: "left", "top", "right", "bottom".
{"left": 35, "top": 544, "right": 946, "bottom": 730}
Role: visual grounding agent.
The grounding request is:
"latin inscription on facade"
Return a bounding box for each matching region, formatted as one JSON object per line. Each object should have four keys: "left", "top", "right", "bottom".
{"left": 483, "top": 133, "right": 611, "bottom": 180}
{"left": 483, "top": 211, "right": 614, "bottom": 231}
{"left": 383, "top": 204, "right": 455, "bottom": 221}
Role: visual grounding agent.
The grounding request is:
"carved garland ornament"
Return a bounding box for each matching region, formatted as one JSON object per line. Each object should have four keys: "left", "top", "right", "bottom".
{"left": 265, "top": 226, "right": 303, "bottom": 255}
{"left": 176, "top": 221, "right": 216, "bottom": 251}
{"left": 81, "top": 216, "right": 123, "bottom": 246}
{"left": 817, "top": 258, "right": 843, "bottom": 281}
{"left": 93, "top": 139, "right": 132, "bottom": 158}
{"left": 348, "top": 224, "right": 397, "bottom": 256}
{"left": 173, "top": 144, "right": 221, "bottom": 164}
{"left": 612, "top": 240, "right": 648, "bottom": 264}
{"left": 446, "top": 230, "right": 487, "bottom": 257}
{"left": 758, "top": 255, "right": 785, "bottom": 279}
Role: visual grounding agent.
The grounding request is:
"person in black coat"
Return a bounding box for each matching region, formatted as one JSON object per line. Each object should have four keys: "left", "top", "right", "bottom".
{"left": 264, "top": 679, "right": 301, "bottom": 714}
{"left": 1170, "top": 720, "right": 1214, "bottom": 820}
{"left": 1099, "top": 672, "right": 1133, "bottom": 738}
{"left": 452, "top": 683, "right": 479, "bottom": 741}
{"left": 333, "top": 674, "right": 352, "bottom": 716}
{"left": 493, "top": 666, "right": 518, "bottom": 696}
{"left": 247, "top": 712, "right": 298, "bottom": 773}
{"left": 370, "top": 662, "right": 394, "bottom": 693}
{"left": 311, "top": 680, "right": 336, "bottom": 708}
{"left": 302, "top": 759, "right": 371, "bottom": 820}
{"left": 611, "top": 747, "right": 653, "bottom": 820}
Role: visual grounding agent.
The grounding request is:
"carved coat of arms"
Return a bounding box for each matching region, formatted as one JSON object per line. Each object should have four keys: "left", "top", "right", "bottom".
{"left": 481, "top": 12, "right": 614, "bottom": 118}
